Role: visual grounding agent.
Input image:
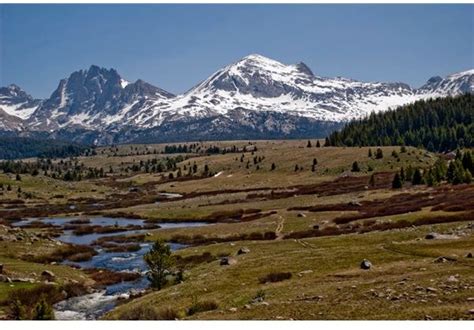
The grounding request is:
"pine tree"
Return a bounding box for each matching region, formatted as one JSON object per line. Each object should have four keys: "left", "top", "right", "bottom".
{"left": 144, "top": 240, "right": 175, "bottom": 290}
{"left": 351, "top": 161, "right": 361, "bottom": 172}
{"left": 368, "top": 149, "right": 372, "bottom": 158}
{"left": 392, "top": 173, "right": 402, "bottom": 189}
{"left": 316, "top": 140, "right": 321, "bottom": 148}
{"left": 271, "top": 163, "right": 276, "bottom": 171}
{"left": 307, "top": 140, "right": 312, "bottom": 148}
{"left": 412, "top": 168, "right": 423, "bottom": 185}
{"left": 369, "top": 174, "right": 375, "bottom": 187}
{"left": 33, "top": 297, "right": 55, "bottom": 320}
{"left": 375, "top": 148, "right": 384, "bottom": 159}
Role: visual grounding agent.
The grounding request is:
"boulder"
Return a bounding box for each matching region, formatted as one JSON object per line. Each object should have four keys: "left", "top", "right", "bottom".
{"left": 360, "top": 259, "right": 372, "bottom": 270}
{"left": 0, "top": 274, "right": 12, "bottom": 283}
{"left": 313, "top": 225, "right": 320, "bottom": 230}
{"left": 220, "top": 257, "right": 237, "bottom": 266}
{"left": 13, "top": 277, "right": 35, "bottom": 283}
{"left": 425, "top": 233, "right": 438, "bottom": 240}
{"left": 297, "top": 213, "right": 306, "bottom": 218}
{"left": 237, "top": 247, "right": 250, "bottom": 255}
{"left": 466, "top": 252, "right": 473, "bottom": 258}
{"left": 41, "top": 270, "right": 55, "bottom": 281}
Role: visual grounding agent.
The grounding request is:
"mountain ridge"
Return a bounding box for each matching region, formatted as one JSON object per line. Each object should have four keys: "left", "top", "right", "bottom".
{"left": 1, "top": 54, "right": 472, "bottom": 144}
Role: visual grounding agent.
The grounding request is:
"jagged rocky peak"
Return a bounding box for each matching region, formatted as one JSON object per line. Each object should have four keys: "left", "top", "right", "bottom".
{"left": 0, "top": 84, "right": 42, "bottom": 120}
{"left": 0, "top": 84, "right": 39, "bottom": 104}
{"left": 126, "top": 79, "right": 175, "bottom": 99}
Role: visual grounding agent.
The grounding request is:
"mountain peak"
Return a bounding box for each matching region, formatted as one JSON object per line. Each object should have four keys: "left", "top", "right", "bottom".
{"left": 293, "top": 62, "right": 314, "bottom": 76}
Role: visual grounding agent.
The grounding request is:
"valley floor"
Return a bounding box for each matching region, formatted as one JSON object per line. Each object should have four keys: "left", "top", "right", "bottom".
{"left": 0, "top": 140, "right": 472, "bottom": 320}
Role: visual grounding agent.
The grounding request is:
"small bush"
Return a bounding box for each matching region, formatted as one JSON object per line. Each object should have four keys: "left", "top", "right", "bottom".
{"left": 186, "top": 300, "right": 218, "bottom": 316}
{"left": 120, "top": 305, "right": 179, "bottom": 320}
{"left": 251, "top": 290, "right": 266, "bottom": 303}
{"left": 5, "top": 283, "right": 87, "bottom": 320}
{"left": 23, "top": 244, "right": 97, "bottom": 263}
{"left": 259, "top": 272, "right": 292, "bottom": 284}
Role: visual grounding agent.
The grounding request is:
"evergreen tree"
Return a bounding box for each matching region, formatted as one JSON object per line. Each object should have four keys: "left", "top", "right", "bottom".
{"left": 368, "top": 149, "right": 372, "bottom": 158}
{"left": 392, "top": 173, "right": 402, "bottom": 189}
{"left": 316, "top": 140, "right": 321, "bottom": 148}
{"left": 144, "top": 240, "right": 175, "bottom": 290}
{"left": 324, "top": 94, "right": 473, "bottom": 152}
{"left": 351, "top": 161, "right": 361, "bottom": 172}
{"left": 33, "top": 297, "right": 55, "bottom": 320}
{"left": 307, "top": 140, "right": 312, "bottom": 148}
{"left": 369, "top": 174, "right": 375, "bottom": 187}
{"left": 375, "top": 148, "right": 384, "bottom": 159}
{"left": 412, "top": 168, "right": 423, "bottom": 185}
{"left": 271, "top": 163, "right": 276, "bottom": 171}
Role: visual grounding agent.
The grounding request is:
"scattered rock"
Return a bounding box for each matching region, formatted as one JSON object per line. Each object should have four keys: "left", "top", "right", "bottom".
{"left": 426, "top": 287, "right": 438, "bottom": 293}
{"left": 360, "top": 259, "right": 372, "bottom": 270}
{"left": 237, "top": 247, "right": 250, "bottom": 255}
{"left": 348, "top": 201, "right": 362, "bottom": 207}
{"left": 468, "top": 309, "right": 474, "bottom": 315}
{"left": 244, "top": 304, "right": 251, "bottom": 310}
{"left": 434, "top": 256, "right": 456, "bottom": 263}
{"left": 0, "top": 274, "right": 12, "bottom": 283}
{"left": 297, "top": 213, "right": 306, "bottom": 218}
{"left": 220, "top": 257, "right": 237, "bottom": 266}
{"left": 467, "top": 297, "right": 474, "bottom": 302}
{"left": 297, "top": 270, "right": 313, "bottom": 277}
{"left": 313, "top": 225, "right": 320, "bottom": 230}
{"left": 447, "top": 275, "right": 459, "bottom": 282}
{"left": 229, "top": 307, "right": 237, "bottom": 312}
{"left": 260, "top": 301, "right": 270, "bottom": 306}
{"left": 425, "top": 232, "right": 438, "bottom": 239}
{"left": 13, "top": 277, "right": 35, "bottom": 283}
{"left": 466, "top": 253, "right": 473, "bottom": 258}
{"left": 424, "top": 315, "right": 433, "bottom": 320}
{"left": 41, "top": 270, "right": 55, "bottom": 282}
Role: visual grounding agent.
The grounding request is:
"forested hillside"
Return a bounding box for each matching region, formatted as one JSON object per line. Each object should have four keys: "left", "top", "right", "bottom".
{"left": 325, "top": 94, "right": 473, "bottom": 152}
{"left": 0, "top": 137, "right": 93, "bottom": 159}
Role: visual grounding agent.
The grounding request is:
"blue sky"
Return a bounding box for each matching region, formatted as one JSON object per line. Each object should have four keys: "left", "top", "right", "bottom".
{"left": 1, "top": 4, "right": 472, "bottom": 98}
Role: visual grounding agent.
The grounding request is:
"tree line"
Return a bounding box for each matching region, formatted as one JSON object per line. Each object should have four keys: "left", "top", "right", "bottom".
{"left": 0, "top": 136, "right": 93, "bottom": 160}
{"left": 325, "top": 94, "right": 473, "bottom": 152}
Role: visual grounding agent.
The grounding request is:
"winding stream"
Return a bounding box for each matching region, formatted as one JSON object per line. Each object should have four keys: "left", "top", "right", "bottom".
{"left": 14, "top": 216, "right": 210, "bottom": 320}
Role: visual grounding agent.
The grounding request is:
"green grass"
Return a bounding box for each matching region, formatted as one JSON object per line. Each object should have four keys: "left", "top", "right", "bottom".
{"left": 106, "top": 221, "right": 474, "bottom": 320}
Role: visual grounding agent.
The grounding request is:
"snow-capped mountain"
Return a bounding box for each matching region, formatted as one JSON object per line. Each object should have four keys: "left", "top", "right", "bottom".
{"left": 0, "top": 84, "right": 42, "bottom": 120}
{"left": 157, "top": 54, "right": 422, "bottom": 123}
{"left": 417, "top": 69, "right": 474, "bottom": 96}
{"left": 28, "top": 65, "right": 174, "bottom": 131}
{"left": 2, "top": 55, "right": 472, "bottom": 144}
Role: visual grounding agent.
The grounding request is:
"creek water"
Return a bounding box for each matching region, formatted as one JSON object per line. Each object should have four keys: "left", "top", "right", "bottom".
{"left": 14, "top": 216, "right": 209, "bottom": 320}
